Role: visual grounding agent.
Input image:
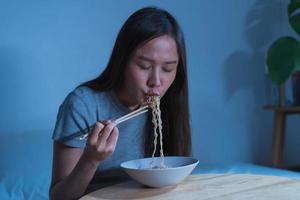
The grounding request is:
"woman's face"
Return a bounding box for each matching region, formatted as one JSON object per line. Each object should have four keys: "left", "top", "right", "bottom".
{"left": 118, "top": 35, "right": 178, "bottom": 110}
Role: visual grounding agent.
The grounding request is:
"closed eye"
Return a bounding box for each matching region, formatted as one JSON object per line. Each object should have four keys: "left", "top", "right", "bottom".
{"left": 137, "top": 63, "right": 151, "bottom": 70}
{"left": 162, "top": 66, "right": 176, "bottom": 72}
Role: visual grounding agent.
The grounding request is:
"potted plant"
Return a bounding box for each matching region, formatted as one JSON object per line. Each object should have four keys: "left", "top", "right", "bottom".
{"left": 266, "top": 0, "right": 300, "bottom": 106}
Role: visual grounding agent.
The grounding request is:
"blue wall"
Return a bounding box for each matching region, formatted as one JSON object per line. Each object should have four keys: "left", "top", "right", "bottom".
{"left": 0, "top": 0, "right": 299, "bottom": 169}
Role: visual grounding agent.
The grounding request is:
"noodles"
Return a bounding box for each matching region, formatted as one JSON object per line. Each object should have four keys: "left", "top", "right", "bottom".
{"left": 149, "top": 96, "right": 167, "bottom": 169}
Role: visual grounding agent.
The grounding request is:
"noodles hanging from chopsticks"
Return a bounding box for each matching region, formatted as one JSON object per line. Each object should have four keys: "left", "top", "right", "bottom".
{"left": 149, "top": 96, "right": 166, "bottom": 169}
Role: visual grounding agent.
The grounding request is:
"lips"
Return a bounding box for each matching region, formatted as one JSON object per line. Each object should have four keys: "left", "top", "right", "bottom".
{"left": 146, "top": 89, "right": 160, "bottom": 96}
{"left": 147, "top": 93, "right": 159, "bottom": 97}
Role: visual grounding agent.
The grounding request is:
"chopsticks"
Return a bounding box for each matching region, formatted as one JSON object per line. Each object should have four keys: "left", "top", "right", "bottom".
{"left": 60, "top": 105, "right": 149, "bottom": 142}
{"left": 115, "top": 105, "right": 148, "bottom": 125}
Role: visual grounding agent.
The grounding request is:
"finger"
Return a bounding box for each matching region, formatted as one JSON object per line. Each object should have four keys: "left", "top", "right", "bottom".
{"left": 88, "top": 121, "right": 104, "bottom": 145}
{"left": 101, "top": 120, "right": 110, "bottom": 125}
{"left": 106, "top": 127, "right": 119, "bottom": 149}
{"left": 97, "top": 121, "right": 116, "bottom": 144}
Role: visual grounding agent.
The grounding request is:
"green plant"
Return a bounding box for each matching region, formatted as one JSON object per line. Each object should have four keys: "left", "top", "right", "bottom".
{"left": 266, "top": 0, "right": 300, "bottom": 85}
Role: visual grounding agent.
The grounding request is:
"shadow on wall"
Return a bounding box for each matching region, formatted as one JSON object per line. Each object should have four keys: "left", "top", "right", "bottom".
{"left": 222, "top": 0, "right": 283, "bottom": 165}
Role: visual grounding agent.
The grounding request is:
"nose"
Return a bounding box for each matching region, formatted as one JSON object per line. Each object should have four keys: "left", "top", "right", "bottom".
{"left": 147, "top": 69, "right": 161, "bottom": 88}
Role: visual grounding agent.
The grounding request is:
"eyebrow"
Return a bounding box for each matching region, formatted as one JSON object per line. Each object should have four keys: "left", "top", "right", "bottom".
{"left": 137, "top": 55, "right": 178, "bottom": 65}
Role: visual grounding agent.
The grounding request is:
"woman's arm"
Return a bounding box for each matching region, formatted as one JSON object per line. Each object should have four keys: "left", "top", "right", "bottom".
{"left": 49, "top": 121, "right": 119, "bottom": 200}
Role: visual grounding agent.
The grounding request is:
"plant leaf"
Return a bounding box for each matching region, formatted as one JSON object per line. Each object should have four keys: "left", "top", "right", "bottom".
{"left": 289, "top": 1, "right": 300, "bottom": 35}
{"left": 293, "top": 44, "right": 300, "bottom": 72}
{"left": 288, "top": 1, "right": 300, "bottom": 15}
{"left": 266, "top": 37, "right": 299, "bottom": 85}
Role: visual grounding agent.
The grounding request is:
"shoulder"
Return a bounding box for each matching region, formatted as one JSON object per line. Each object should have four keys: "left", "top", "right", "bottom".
{"left": 71, "top": 86, "right": 98, "bottom": 99}
{"left": 62, "top": 86, "right": 113, "bottom": 110}
{"left": 65, "top": 86, "right": 101, "bottom": 106}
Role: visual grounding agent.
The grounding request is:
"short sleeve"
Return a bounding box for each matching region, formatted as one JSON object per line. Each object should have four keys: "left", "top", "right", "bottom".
{"left": 52, "top": 92, "right": 92, "bottom": 148}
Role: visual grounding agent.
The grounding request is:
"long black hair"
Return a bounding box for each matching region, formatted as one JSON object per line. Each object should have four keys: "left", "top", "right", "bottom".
{"left": 82, "top": 7, "right": 191, "bottom": 156}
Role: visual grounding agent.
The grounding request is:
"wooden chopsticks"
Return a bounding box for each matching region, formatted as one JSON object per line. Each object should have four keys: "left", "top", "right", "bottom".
{"left": 60, "top": 105, "right": 149, "bottom": 142}
{"left": 115, "top": 105, "right": 148, "bottom": 125}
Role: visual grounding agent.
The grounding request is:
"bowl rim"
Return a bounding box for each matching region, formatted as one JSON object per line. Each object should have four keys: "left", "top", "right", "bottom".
{"left": 120, "top": 156, "right": 199, "bottom": 171}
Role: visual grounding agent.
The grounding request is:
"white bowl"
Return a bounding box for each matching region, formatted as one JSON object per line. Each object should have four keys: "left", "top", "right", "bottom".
{"left": 120, "top": 156, "right": 199, "bottom": 188}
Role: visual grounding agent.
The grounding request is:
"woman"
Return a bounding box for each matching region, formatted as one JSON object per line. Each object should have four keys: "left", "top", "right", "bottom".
{"left": 50, "top": 6, "right": 191, "bottom": 199}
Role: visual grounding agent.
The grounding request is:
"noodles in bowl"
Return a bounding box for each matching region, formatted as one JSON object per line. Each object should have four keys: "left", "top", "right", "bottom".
{"left": 120, "top": 156, "right": 199, "bottom": 188}
{"left": 120, "top": 96, "right": 198, "bottom": 187}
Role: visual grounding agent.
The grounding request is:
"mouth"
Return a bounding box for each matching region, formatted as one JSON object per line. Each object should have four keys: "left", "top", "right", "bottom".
{"left": 146, "top": 93, "right": 159, "bottom": 98}
{"left": 146, "top": 90, "right": 160, "bottom": 96}
{"left": 145, "top": 94, "right": 160, "bottom": 106}
{"left": 141, "top": 90, "right": 160, "bottom": 106}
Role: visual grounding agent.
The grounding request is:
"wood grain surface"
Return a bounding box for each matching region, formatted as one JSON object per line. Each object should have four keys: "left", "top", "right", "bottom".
{"left": 80, "top": 173, "right": 300, "bottom": 200}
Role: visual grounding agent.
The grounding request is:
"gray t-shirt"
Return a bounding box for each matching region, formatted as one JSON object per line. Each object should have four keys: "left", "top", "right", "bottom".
{"left": 52, "top": 86, "right": 147, "bottom": 190}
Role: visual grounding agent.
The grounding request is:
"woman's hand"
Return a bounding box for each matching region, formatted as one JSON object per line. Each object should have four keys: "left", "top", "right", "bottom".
{"left": 82, "top": 120, "right": 119, "bottom": 165}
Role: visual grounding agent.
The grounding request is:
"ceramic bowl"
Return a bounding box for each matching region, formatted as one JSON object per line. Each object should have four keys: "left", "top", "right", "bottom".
{"left": 120, "top": 156, "right": 199, "bottom": 188}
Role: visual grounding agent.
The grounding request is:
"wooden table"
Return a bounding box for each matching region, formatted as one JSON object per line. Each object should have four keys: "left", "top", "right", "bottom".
{"left": 80, "top": 174, "right": 300, "bottom": 200}
{"left": 264, "top": 105, "right": 300, "bottom": 168}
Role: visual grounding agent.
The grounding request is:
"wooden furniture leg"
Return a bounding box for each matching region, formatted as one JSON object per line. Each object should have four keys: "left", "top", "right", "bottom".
{"left": 272, "top": 111, "right": 286, "bottom": 168}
